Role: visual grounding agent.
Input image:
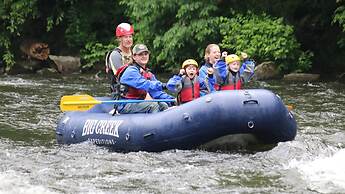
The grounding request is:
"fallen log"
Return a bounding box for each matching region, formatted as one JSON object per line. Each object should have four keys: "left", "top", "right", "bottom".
{"left": 20, "top": 40, "right": 50, "bottom": 60}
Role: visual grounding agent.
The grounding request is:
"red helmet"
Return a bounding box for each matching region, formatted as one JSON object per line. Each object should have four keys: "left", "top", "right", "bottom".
{"left": 115, "top": 23, "right": 134, "bottom": 37}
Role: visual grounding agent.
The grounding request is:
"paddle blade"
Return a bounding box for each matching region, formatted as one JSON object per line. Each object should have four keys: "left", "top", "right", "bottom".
{"left": 60, "top": 95, "right": 101, "bottom": 112}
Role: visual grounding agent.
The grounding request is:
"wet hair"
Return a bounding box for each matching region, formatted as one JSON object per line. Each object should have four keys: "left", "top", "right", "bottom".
{"left": 204, "top": 44, "right": 219, "bottom": 63}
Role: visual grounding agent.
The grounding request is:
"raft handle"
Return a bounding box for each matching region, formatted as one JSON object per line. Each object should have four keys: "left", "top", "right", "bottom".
{"left": 248, "top": 121, "right": 255, "bottom": 129}
{"left": 56, "top": 131, "right": 63, "bottom": 136}
{"left": 125, "top": 132, "right": 130, "bottom": 141}
{"left": 243, "top": 99, "right": 259, "bottom": 105}
{"left": 144, "top": 133, "right": 154, "bottom": 139}
{"left": 183, "top": 113, "right": 191, "bottom": 121}
{"left": 71, "top": 130, "right": 76, "bottom": 138}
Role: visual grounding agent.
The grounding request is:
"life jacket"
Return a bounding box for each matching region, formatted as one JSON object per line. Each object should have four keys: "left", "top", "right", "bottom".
{"left": 214, "top": 70, "right": 242, "bottom": 90}
{"left": 116, "top": 63, "right": 153, "bottom": 100}
{"left": 178, "top": 75, "right": 200, "bottom": 104}
{"left": 105, "top": 48, "right": 133, "bottom": 93}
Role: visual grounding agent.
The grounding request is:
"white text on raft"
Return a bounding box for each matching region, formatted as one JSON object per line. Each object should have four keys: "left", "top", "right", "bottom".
{"left": 82, "top": 119, "right": 123, "bottom": 137}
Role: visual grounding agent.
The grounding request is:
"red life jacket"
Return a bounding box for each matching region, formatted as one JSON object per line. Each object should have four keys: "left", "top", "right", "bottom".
{"left": 178, "top": 75, "right": 200, "bottom": 104}
{"left": 215, "top": 71, "right": 242, "bottom": 90}
{"left": 117, "top": 64, "right": 153, "bottom": 99}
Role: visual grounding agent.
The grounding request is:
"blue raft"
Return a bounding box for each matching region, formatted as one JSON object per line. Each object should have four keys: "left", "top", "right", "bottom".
{"left": 56, "top": 89, "right": 297, "bottom": 152}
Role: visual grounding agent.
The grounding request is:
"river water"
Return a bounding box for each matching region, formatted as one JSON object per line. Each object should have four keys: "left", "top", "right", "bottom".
{"left": 0, "top": 74, "right": 344, "bottom": 194}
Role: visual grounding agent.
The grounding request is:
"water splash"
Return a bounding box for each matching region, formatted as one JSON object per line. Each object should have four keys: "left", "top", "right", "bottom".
{"left": 288, "top": 148, "right": 345, "bottom": 193}
{"left": 0, "top": 171, "right": 57, "bottom": 194}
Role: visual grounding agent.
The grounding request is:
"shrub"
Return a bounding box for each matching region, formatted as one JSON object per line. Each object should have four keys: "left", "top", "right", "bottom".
{"left": 219, "top": 12, "right": 313, "bottom": 73}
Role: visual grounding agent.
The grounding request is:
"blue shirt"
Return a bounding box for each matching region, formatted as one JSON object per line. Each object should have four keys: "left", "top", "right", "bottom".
{"left": 120, "top": 65, "right": 174, "bottom": 99}
{"left": 214, "top": 59, "right": 255, "bottom": 84}
{"left": 199, "top": 63, "right": 216, "bottom": 96}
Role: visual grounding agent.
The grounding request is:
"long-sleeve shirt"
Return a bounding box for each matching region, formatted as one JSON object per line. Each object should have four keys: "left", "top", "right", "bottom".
{"left": 120, "top": 65, "right": 174, "bottom": 99}
{"left": 166, "top": 75, "right": 202, "bottom": 93}
{"left": 214, "top": 59, "right": 255, "bottom": 84}
{"left": 198, "top": 63, "right": 216, "bottom": 96}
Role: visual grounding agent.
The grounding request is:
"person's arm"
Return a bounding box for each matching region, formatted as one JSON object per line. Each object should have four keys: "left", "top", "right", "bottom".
{"left": 198, "top": 65, "right": 208, "bottom": 81}
{"left": 240, "top": 60, "right": 255, "bottom": 83}
{"left": 149, "top": 90, "right": 175, "bottom": 99}
{"left": 120, "top": 66, "right": 174, "bottom": 100}
{"left": 147, "top": 72, "right": 175, "bottom": 99}
{"left": 199, "top": 65, "right": 216, "bottom": 93}
{"left": 109, "top": 50, "right": 123, "bottom": 71}
{"left": 167, "top": 75, "right": 183, "bottom": 93}
{"left": 199, "top": 74, "right": 215, "bottom": 93}
{"left": 214, "top": 60, "right": 228, "bottom": 80}
{"left": 145, "top": 71, "right": 175, "bottom": 99}
{"left": 120, "top": 66, "right": 163, "bottom": 92}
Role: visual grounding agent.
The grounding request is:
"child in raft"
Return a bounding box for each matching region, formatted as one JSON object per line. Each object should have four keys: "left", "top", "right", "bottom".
{"left": 167, "top": 59, "right": 211, "bottom": 104}
{"left": 213, "top": 52, "right": 255, "bottom": 90}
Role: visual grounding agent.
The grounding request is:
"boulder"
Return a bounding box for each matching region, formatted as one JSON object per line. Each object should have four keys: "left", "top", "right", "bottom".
{"left": 253, "top": 61, "right": 281, "bottom": 80}
{"left": 36, "top": 67, "right": 59, "bottom": 76}
{"left": 49, "top": 55, "right": 81, "bottom": 74}
{"left": 7, "top": 60, "right": 43, "bottom": 74}
{"left": 283, "top": 73, "right": 320, "bottom": 81}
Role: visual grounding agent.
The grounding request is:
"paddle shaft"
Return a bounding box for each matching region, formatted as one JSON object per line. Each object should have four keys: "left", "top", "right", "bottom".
{"left": 60, "top": 94, "right": 176, "bottom": 112}
{"left": 62, "top": 99, "right": 176, "bottom": 105}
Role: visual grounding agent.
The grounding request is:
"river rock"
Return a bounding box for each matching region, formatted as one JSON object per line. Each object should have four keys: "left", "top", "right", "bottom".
{"left": 283, "top": 73, "right": 320, "bottom": 81}
{"left": 6, "top": 59, "right": 43, "bottom": 74}
{"left": 49, "top": 55, "right": 81, "bottom": 74}
{"left": 37, "top": 67, "right": 59, "bottom": 76}
{"left": 253, "top": 61, "right": 281, "bottom": 80}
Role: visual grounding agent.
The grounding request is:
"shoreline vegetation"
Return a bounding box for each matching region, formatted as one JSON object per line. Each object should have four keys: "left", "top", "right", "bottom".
{"left": 0, "top": 56, "right": 333, "bottom": 83}
{"left": 1, "top": 1, "right": 345, "bottom": 77}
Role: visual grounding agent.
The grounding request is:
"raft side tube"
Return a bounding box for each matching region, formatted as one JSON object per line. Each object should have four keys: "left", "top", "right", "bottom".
{"left": 56, "top": 89, "right": 297, "bottom": 152}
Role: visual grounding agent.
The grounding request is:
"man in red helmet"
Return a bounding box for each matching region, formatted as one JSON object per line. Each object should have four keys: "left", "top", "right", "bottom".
{"left": 105, "top": 22, "right": 134, "bottom": 95}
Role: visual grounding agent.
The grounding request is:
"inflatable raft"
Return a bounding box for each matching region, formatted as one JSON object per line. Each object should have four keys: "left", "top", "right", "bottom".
{"left": 56, "top": 89, "right": 297, "bottom": 152}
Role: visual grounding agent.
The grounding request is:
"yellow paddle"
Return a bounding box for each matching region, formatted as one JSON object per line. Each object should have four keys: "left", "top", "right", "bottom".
{"left": 60, "top": 95, "right": 101, "bottom": 112}
{"left": 60, "top": 94, "right": 176, "bottom": 112}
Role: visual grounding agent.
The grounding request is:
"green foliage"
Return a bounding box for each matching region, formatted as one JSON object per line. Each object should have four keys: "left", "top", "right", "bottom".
{"left": 333, "top": 5, "right": 345, "bottom": 47}
{"left": 334, "top": 5, "right": 345, "bottom": 30}
{"left": 80, "top": 42, "right": 116, "bottom": 69}
{"left": 120, "top": 0, "right": 220, "bottom": 71}
{"left": 0, "top": 0, "right": 123, "bottom": 72}
{"left": 3, "top": 49, "right": 15, "bottom": 72}
{"left": 296, "top": 50, "right": 314, "bottom": 73}
{"left": 1, "top": 33, "right": 15, "bottom": 71}
{"left": 0, "top": 0, "right": 38, "bottom": 70}
{"left": 219, "top": 12, "right": 313, "bottom": 73}
{"left": 1, "top": 0, "right": 341, "bottom": 74}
